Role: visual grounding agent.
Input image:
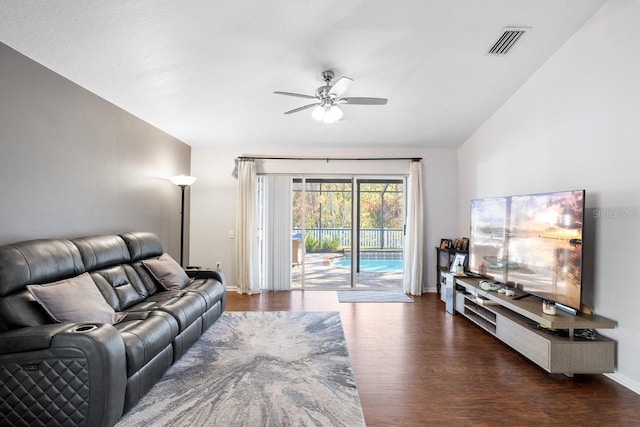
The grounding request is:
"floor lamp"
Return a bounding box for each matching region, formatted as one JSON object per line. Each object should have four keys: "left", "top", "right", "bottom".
{"left": 169, "top": 175, "right": 197, "bottom": 266}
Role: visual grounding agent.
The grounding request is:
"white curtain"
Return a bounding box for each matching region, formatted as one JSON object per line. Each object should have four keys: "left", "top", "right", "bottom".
{"left": 260, "top": 175, "right": 293, "bottom": 291}
{"left": 235, "top": 160, "right": 260, "bottom": 294}
{"left": 403, "top": 160, "right": 424, "bottom": 295}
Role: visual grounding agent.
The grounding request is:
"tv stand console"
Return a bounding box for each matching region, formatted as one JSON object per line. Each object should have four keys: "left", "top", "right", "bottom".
{"left": 451, "top": 276, "right": 616, "bottom": 376}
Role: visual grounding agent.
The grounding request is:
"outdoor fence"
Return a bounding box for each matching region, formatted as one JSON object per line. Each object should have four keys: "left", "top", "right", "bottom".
{"left": 292, "top": 227, "right": 404, "bottom": 249}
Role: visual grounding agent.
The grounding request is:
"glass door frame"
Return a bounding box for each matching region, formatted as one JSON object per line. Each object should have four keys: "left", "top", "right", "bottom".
{"left": 292, "top": 177, "right": 354, "bottom": 290}
{"left": 293, "top": 175, "right": 406, "bottom": 290}
{"left": 354, "top": 178, "right": 405, "bottom": 289}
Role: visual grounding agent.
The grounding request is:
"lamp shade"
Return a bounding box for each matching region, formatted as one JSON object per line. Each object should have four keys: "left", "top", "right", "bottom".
{"left": 169, "top": 175, "right": 197, "bottom": 187}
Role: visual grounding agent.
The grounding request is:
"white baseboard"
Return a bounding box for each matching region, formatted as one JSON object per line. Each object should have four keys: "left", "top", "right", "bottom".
{"left": 605, "top": 372, "right": 640, "bottom": 396}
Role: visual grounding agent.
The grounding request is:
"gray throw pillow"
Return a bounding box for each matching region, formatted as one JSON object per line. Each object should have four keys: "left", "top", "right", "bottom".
{"left": 27, "top": 272, "right": 121, "bottom": 325}
{"left": 142, "top": 252, "right": 190, "bottom": 290}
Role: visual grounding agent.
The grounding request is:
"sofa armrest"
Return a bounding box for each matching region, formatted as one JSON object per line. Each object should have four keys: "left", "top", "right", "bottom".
{"left": 185, "top": 268, "right": 226, "bottom": 286}
{"left": 0, "top": 323, "right": 74, "bottom": 354}
{"left": 0, "top": 323, "right": 127, "bottom": 427}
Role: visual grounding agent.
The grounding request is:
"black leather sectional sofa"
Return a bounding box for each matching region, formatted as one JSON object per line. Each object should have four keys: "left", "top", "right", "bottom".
{"left": 0, "top": 232, "right": 226, "bottom": 426}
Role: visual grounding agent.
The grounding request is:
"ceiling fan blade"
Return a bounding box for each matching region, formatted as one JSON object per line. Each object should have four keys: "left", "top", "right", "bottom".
{"left": 329, "top": 76, "right": 352, "bottom": 97}
{"left": 284, "top": 103, "right": 320, "bottom": 114}
{"left": 339, "top": 97, "right": 388, "bottom": 105}
{"left": 274, "top": 91, "right": 317, "bottom": 100}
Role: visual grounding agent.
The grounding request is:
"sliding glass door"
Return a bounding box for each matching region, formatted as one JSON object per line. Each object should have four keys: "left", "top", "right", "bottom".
{"left": 292, "top": 178, "right": 353, "bottom": 289}
{"left": 291, "top": 177, "right": 404, "bottom": 290}
{"left": 355, "top": 180, "right": 405, "bottom": 289}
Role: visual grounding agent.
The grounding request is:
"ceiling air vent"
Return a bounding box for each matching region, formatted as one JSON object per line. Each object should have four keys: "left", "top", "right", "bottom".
{"left": 488, "top": 27, "right": 529, "bottom": 56}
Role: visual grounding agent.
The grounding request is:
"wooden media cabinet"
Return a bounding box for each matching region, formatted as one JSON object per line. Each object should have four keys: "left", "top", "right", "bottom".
{"left": 448, "top": 275, "right": 616, "bottom": 376}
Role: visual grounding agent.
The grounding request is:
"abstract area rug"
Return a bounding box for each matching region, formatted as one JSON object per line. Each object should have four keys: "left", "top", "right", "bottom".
{"left": 115, "top": 311, "right": 365, "bottom": 427}
{"left": 337, "top": 290, "right": 414, "bottom": 303}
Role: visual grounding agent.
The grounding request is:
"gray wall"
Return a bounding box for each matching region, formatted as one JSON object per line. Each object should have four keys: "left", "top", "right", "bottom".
{"left": 0, "top": 42, "right": 191, "bottom": 259}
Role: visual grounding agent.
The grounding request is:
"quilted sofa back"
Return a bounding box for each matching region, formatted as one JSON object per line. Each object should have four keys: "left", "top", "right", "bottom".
{"left": 0, "top": 232, "right": 168, "bottom": 332}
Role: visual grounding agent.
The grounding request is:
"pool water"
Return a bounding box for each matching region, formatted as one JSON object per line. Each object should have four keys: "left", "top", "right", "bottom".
{"left": 331, "top": 258, "right": 403, "bottom": 273}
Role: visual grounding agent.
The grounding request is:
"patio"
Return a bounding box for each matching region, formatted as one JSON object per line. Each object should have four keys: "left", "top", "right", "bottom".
{"left": 291, "top": 253, "right": 403, "bottom": 290}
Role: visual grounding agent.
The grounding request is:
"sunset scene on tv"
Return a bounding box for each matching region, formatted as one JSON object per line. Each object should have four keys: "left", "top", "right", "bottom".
{"left": 470, "top": 190, "right": 584, "bottom": 310}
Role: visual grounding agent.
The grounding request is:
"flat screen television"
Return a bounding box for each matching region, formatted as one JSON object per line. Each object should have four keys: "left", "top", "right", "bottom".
{"left": 469, "top": 189, "right": 585, "bottom": 313}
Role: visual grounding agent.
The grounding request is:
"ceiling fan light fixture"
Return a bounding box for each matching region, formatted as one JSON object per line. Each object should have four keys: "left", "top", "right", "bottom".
{"left": 312, "top": 104, "right": 344, "bottom": 123}
{"left": 312, "top": 105, "right": 325, "bottom": 121}
{"left": 323, "top": 105, "right": 344, "bottom": 123}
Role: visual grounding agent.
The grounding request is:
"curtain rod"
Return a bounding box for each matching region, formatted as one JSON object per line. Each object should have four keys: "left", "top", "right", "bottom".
{"left": 236, "top": 156, "right": 422, "bottom": 162}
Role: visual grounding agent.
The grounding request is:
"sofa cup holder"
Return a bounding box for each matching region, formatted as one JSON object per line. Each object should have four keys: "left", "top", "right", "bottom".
{"left": 72, "top": 324, "right": 98, "bottom": 333}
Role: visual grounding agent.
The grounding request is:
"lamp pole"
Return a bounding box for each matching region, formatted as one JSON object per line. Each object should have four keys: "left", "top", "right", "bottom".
{"left": 169, "top": 175, "right": 197, "bottom": 267}
{"left": 178, "top": 184, "right": 187, "bottom": 266}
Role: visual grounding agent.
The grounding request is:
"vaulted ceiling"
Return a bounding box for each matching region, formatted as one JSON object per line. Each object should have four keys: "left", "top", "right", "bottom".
{"left": 0, "top": 0, "right": 606, "bottom": 149}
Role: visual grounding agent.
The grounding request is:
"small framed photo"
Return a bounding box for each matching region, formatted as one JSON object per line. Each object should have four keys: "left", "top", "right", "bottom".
{"left": 461, "top": 237, "right": 469, "bottom": 251}
{"left": 449, "top": 252, "right": 467, "bottom": 273}
{"left": 454, "top": 239, "right": 463, "bottom": 250}
{"left": 440, "top": 239, "right": 452, "bottom": 250}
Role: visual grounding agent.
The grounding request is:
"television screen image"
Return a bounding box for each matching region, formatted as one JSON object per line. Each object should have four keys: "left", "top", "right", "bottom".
{"left": 469, "top": 190, "right": 585, "bottom": 312}
{"left": 469, "top": 197, "right": 508, "bottom": 284}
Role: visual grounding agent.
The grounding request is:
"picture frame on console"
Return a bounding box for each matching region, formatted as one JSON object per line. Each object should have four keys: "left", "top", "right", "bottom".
{"left": 440, "top": 239, "right": 452, "bottom": 250}
{"left": 449, "top": 253, "right": 467, "bottom": 273}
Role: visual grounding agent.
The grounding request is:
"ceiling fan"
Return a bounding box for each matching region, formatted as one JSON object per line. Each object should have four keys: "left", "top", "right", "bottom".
{"left": 274, "top": 70, "right": 387, "bottom": 123}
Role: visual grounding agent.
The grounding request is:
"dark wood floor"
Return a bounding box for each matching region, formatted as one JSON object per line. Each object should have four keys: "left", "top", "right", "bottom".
{"left": 225, "top": 291, "right": 640, "bottom": 426}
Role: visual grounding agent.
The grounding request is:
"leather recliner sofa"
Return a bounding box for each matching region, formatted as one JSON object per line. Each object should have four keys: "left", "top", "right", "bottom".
{"left": 0, "top": 232, "right": 226, "bottom": 427}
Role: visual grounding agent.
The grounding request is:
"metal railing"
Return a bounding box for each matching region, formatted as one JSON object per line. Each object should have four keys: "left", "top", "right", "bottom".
{"left": 292, "top": 227, "right": 404, "bottom": 249}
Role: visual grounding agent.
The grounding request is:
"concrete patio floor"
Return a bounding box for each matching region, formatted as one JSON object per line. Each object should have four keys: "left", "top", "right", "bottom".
{"left": 291, "top": 253, "right": 403, "bottom": 290}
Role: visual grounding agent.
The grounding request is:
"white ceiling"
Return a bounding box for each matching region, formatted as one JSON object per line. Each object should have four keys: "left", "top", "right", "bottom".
{"left": 0, "top": 0, "right": 606, "bottom": 149}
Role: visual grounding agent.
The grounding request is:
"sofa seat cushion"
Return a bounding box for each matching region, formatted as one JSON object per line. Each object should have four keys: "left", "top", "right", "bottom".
{"left": 115, "top": 310, "right": 178, "bottom": 376}
{"left": 185, "top": 279, "right": 225, "bottom": 310}
{"left": 126, "top": 292, "right": 205, "bottom": 333}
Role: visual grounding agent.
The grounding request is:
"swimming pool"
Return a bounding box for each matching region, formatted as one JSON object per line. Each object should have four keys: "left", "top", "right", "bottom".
{"left": 331, "top": 258, "right": 403, "bottom": 273}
